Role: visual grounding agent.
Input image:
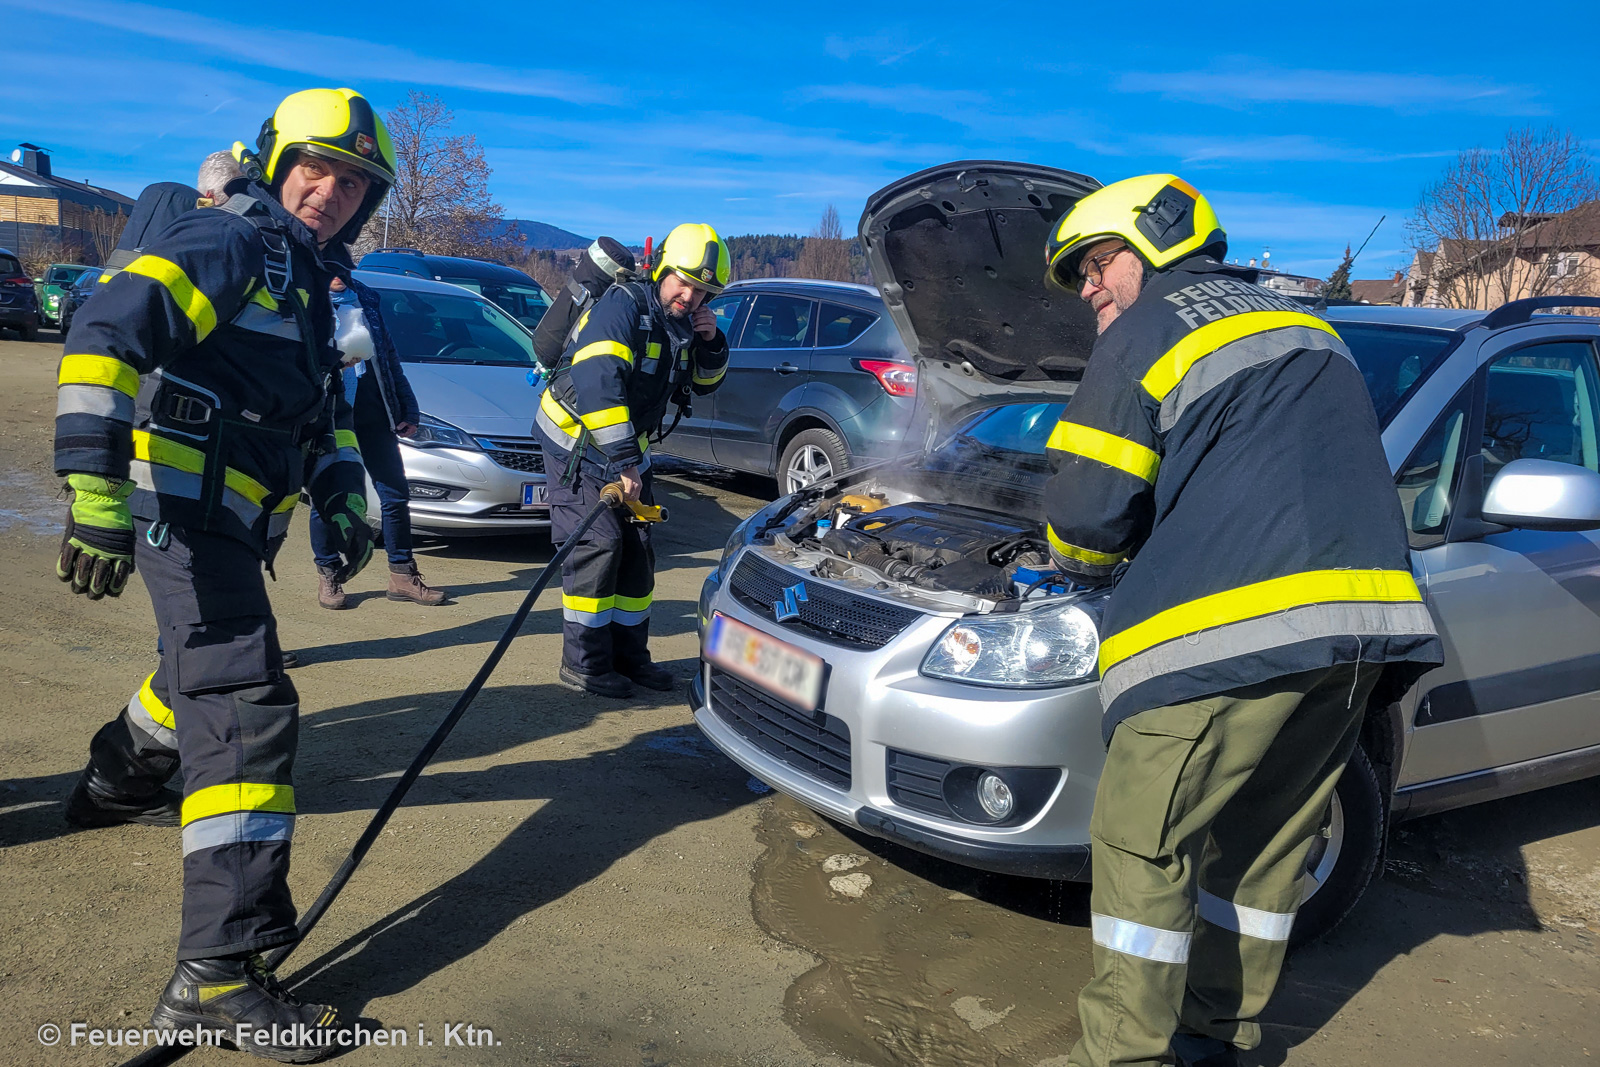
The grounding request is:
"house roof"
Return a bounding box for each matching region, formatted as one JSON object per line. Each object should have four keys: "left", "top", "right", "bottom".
{"left": 0, "top": 159, "right": 134, "bottom": 206}
{"left": 1350, "top": 277, "right": 1406, "bottom": 304}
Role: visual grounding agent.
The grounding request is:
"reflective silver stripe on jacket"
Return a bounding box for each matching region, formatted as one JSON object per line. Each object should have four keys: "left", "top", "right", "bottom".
{"left": 536, "top": 405, "right": 575, "bottom": 448}
{"left": 1100, "top": 600, "right": 1436, "bottom": 711}
{"left": 127, "top": 459, "right": 290, "bottom": 534}
{"left": 1157, "top": 327, "right": 1355, "bottom": 432}
{"left": 57, "top": 383, "right": 135, "bottom": 422}
{"left": 308, "top": 448, "right": 360, "bottom": 485}
{"left": 181, "top": 811, "right": 295, "bottom": 856}
{"left": 1197, "top": 888, "right": 1296, "bottom": 941}
{"left": 588, "top": 421, "right": 637, "bottom": 449}
{"left": 1090, "top": 912, "right": 1191, "bottom": 964}
{"left": 231, "top": 301, "right": 303, "bottom": 341}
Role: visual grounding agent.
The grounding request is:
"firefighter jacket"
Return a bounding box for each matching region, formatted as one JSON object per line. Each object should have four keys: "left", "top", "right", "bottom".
{"left": 536, "top": 281, "right": 728, "bottom": 480}
{"left": 53, "top": 185, "right": 364, "bottom": 559}
{"left": 1043, "top": 255, "right": 1444, "bottom": 735}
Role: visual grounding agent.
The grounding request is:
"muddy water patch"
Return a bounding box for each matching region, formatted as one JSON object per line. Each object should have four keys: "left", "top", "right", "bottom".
{"left": 0, "top": 470, "right": 62, "bottom": 535}
{"left": 751, "top": 795, "right": 1095, "bottom": 1066}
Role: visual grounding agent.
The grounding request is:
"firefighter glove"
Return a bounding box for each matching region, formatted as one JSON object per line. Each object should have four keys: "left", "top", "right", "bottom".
{"left": 57, "top": 473, "right": 135, "bottom": 599}
{"left": 323, "top": 491, "right": 374, "bottom": 582}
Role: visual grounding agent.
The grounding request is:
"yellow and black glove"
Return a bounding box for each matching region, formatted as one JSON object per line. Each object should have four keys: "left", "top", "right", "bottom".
{"left": 57, "top": 473, "right": 136, "bottom": 599}
{"left": 321, "top": 491, "right": 374, "bottom": 582}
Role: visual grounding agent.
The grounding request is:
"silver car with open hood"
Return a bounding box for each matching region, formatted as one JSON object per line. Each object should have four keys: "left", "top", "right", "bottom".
{"left": 691, "top": 160, "right": 1600, "bottom": 945}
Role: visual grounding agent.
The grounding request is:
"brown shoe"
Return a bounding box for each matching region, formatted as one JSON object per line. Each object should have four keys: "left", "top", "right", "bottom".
{"left": 387, "top": 562, "right": 447, "bottom": 605}
{"left": 317, "top": 568, "right": 348, "bottom": 610}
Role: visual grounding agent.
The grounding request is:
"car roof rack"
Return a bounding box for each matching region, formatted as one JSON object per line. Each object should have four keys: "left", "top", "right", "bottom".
{"left": 368, "top": 247, "right": 426, "bottom": 257}
{"left": 1478, "top": 295, "right": 1600, "bottom": 329}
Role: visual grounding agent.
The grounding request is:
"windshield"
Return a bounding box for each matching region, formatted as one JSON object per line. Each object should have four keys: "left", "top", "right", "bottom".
{"left": 374, "top": 287, "right": 539, "bottom": 365}
{"left": 0, "top": 255, "right": 22, "bottom": 276}
{"left": 924, "top": 401, "right": 1067, "bottom": 487}
{"left": 437, "top": 276, "right": 550, "bottom": 332}
{"left": 1338, "top": 321, "right": 1458, "bottom": 427}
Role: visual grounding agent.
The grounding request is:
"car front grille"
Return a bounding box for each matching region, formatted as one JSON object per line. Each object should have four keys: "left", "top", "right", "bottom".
{"left": 479, "top": 436, "right": 545, "bottom": 474}
{"left": 886, "top": 749, "right": 954, "bottom": 818}
{"left": 728, "top": 552, "right": 920, "bottom": 649}
{"left": 707, "top": 668, "right": 850, "bottom": 789}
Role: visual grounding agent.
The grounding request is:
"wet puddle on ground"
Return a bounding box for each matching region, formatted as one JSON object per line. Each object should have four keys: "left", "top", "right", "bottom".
{"left": 750, "top": 794, "right": 1096, "bottom": 1067}
{"left": 0, "top": 471, "right": 64, "bottom": 535}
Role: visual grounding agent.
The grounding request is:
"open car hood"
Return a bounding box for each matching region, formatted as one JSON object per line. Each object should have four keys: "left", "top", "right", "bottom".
{"left": 858, "top": 161, "right": 1101, "bottom": 448}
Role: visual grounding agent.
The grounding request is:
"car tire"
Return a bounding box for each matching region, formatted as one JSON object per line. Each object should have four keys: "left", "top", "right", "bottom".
{"left": 1290, "top": 743, "right": 1386, "bottom": 948}
{"left": 20, "top": 319, "right": 37, "bottom": 342}
{"left": 779, "top": 428, "right": 849, "bottom": 495}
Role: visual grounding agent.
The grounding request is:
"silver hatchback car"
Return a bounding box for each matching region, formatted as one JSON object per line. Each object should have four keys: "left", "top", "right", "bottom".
{"left": 691, "top": 161, "right": 1600, "bottom": 944}
{"left": 353, "top": 270, "right": 550, "bottom": 535}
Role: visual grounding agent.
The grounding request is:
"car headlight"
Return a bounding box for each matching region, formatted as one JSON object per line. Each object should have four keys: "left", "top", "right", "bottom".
{"left": 405, "top": 413, "right": 481, "bottom": 450}
{"left": 922, "top": 601, "right": 1100, "bottom": 688}
{"left": 718, "top": 515, "right": 754, "bottom": 579}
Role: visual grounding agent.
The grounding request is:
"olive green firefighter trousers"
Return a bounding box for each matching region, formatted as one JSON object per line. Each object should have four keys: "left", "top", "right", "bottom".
{"left": 1067, "top": 663, "right": 1376, "bottom": 1067}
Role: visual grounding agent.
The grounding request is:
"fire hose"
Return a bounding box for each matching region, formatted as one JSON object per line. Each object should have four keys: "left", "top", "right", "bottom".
{"left": 120, "top": 481, "right": 659, "bottom": 1067}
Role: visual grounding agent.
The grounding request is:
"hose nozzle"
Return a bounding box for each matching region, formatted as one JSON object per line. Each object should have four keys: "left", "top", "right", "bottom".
{"left": 599, "top": 482, "right": 668, "bottom": 523}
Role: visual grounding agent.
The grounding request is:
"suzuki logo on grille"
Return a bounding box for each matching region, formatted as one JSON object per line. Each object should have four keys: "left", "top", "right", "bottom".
{"left": 774, "top": 582, "right": 808, "bottom": 622}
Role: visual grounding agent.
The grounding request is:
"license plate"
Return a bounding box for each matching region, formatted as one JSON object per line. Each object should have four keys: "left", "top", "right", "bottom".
{"left": 705, "top": 612, "right": 824, "bottom": 711}
{"left": 521, "top": 483, "right": 546, "bottom": 508}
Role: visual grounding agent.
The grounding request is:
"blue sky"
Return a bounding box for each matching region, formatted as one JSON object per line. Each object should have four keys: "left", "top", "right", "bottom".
{"left": 4, "top": 0, "right": 1596, "bottom": 278}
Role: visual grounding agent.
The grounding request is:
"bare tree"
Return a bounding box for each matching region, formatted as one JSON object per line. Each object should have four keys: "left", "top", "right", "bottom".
{"left": 18, "top": 229, "right": 70, "bottom": 278}
{"left": 358, "top": 90, "right": 514, "bottom": 260}
{"left": 85, "top": 208, "right": 128, "bottom": 264}
{"left": 794, "top": 205, "right": 852, "bottom": 282}
{"left": 1408, "top": 127, "right": 1599, "bottom": 309}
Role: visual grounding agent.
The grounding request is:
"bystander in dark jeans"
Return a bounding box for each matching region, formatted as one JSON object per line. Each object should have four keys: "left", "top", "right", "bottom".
{"left": 309, "top": 373, "right": 415, "bottom": 570}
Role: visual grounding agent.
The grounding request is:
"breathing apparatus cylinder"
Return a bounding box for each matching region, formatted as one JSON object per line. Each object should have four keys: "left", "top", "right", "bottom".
{"left": 531, "top": 237, "right": 639, "bottom": 368}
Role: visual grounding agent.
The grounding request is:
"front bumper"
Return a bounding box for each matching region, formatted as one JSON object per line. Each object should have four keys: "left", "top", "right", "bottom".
{"left": 691, "top": 551, "right": 1106, "bottom": 881}
{"left": 399, "top": 442, "right": 549, "bottom": 534}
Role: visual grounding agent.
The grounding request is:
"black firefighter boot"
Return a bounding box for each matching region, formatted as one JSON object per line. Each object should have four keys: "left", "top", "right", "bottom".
{"left": 63, "top": 716, "right": 182, "bottom": 828}
{"left": 151, "top": 955, "right": 346, "bottom": 1064}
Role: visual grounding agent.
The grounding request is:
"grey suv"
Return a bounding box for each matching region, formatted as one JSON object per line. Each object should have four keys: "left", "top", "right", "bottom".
{"left": 691, "top": 160, "right": 1600, "bottom": 945}
{"left": 658, "top": 278, "right": 917, "bottom": 493}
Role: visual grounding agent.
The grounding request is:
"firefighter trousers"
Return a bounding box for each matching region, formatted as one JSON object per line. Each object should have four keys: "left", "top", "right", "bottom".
{"left": 548, "top": 467, "right": 655, "bottom": 676}
{"left": 1067, "top": 663, "right": 1375, "bottom": 1067}
{"left": 81, "top": 520, "right": 298, "bottom": 960}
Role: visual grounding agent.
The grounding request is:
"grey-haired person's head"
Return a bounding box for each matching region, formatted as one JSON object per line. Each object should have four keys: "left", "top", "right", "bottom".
{"left": 197, "top": 151, "right": 243, "bottom": 206}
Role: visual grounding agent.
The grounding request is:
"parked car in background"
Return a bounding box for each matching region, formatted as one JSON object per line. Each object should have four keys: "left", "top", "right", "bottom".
{"left": 692, "top": 160, "right": 1600, "bottom": 947}
{"left": 657, "top": 278, "right": 917, "bottom": 494}
{"left": 359, "top": 248, "right": 552, "bottom": 334}
{"left": 37, "top": 263, "right": 95, "bottom": 327}
{"left": 0, "top": 248, "right": 41, "bottom": 340}
{"left": 352, "top": 268, "right": 550, "bottom": 535}
{"left": 58, "top": 266, "right": 105, "bottom": 334}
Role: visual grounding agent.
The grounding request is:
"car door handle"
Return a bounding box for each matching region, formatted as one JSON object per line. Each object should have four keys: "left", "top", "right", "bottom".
{"left": 773, "top": 363, "right": 800, "bottom": 374}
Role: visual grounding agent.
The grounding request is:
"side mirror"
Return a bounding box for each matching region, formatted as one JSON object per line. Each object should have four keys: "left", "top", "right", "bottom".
{"left": 1482, "top": 458, "right": 1600, "bottom": 531}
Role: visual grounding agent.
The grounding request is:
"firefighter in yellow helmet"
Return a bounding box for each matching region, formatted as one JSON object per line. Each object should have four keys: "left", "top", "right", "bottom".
{"left": 536, "top": 223, "right": 731, "bottom": 696}
{"left": 1039, "top": 176, "right": 1443, "bottom": 1067}
{"left": 54, "top": 87, "right": 396, "bottom": 1060}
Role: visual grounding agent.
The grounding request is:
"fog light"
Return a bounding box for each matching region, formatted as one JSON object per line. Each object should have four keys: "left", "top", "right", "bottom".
{"left": 976, "top": 772, "right": 1014, "bottom": 820}
{"left": 408, "top": 482, "right": 451, "bottom": 500}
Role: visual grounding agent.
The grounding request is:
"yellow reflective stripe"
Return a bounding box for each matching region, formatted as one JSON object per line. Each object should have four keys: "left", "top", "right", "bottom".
{"left": 249, "top": 287, "right": 278, "bottom": 310}
{"left": 273, "top": 496, "right": 298, "bottom": 514}
{"left": 60, "top": 354, "right": 140, "bottom": 397}
{"left": 692, "top": 364, "right": 726, "bottom": 386}
{"left": 1047, "top": 525, "right": 1125, "bottom": 567}
{"left": 646, "top": 341, "right": 662, "bottom": 360}
{"left": 563, "top": 593, "right": 613, "bottom": 612}
{"left": 335, "top": 429, "right": 360, "bottom": 451}
{"left": 1047, "top": 421, "right": 1161, "bottom": 484}
{"left": 540, "top": 391, "right": 582, "bottom": 435}
{"left": 98, "top": 272, "right": 113, "bottom": 283}
{"left": 133, "top": 429, "right": 280, "bottom": 507}
{"left": 614, "top": 592, "right": 653, "bottom": 611}
{"left": 1100, "top": 568, "right": 1426, "bottom": 672}
{"left": 132, "top": 429, "right": 204, "bottom": 474}
{"left": 571, "top": 340, "right": 634, "bottom": 366}
{"left": 124, "top": 255, "right": 217, "bottom": 342}
{"left": 581, "top": 405, "right": 630, "bottom": 431}
{"left": 181, "top": 782, "right": 296, "bottom": 826}
{"left": 139, "top": 673, "right": 175, "bottom": 730}
{"left": 1141, "top": 312, "right": 1339, "bottom": 401}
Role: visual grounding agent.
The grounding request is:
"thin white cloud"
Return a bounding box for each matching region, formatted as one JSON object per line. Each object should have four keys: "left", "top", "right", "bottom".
{"left": 13, "top": 0, "right": 617, "bottom": 105}
{"left": 1080, "top": 132, "right": 1456, "bottom": 166}
{"left": 823, "top": 32, "right": 932, "bottom": 65}
{"left": 1117, "top": 67, "right": 1546, "bottom": 115}
{"left": 794, "top": 84, "right": 989, "bottom": 117}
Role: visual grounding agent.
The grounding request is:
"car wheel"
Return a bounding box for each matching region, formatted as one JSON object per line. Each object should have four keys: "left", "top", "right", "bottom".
{"left": 1291, "top": 743, "right": 1386, "bottom": 948}
{"left": 20, "top": 320, "right": 37, "bottom": 342}
{"left": 780, "top": 428, "right": 849, "bottom": 495}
